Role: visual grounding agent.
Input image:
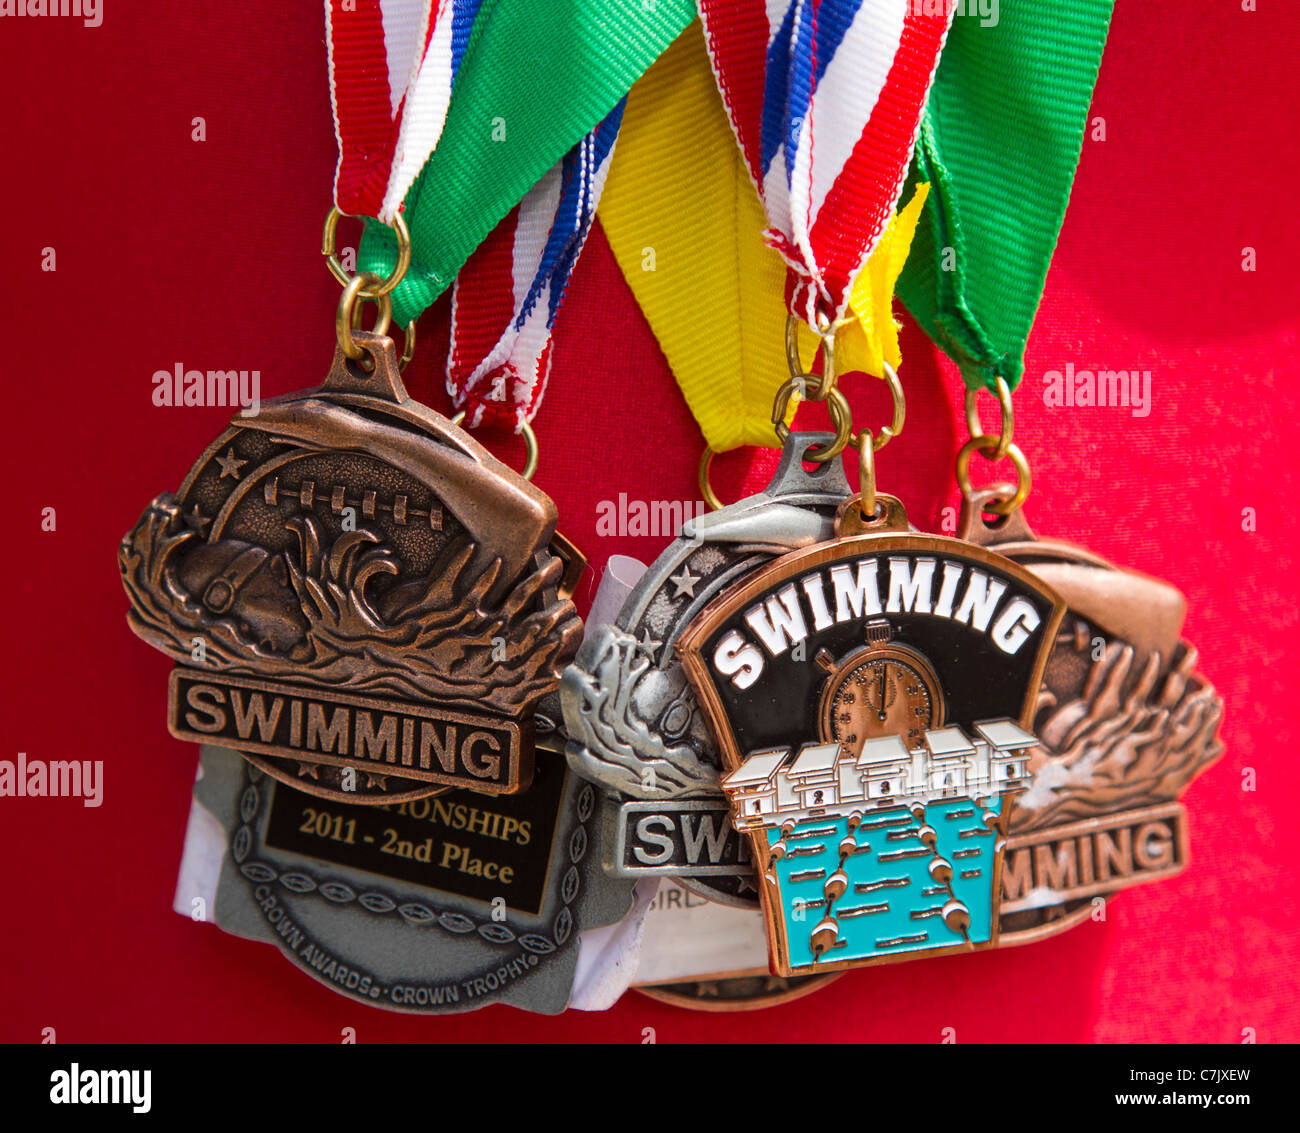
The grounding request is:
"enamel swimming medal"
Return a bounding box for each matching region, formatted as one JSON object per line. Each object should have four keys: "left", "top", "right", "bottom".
{"left": 650, "top": 0, "right": 1217, "bottom": 975}
{"left": 669, "top": 320, "right": 1071, "bottom": 975}
{"left": 563, "top": 2, "right": 958, "bottom": 998}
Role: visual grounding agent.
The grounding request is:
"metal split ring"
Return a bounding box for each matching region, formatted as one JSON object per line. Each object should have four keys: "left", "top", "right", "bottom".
{"left": 785, "top": 314, "right": 840, "bottom": 400}
{"left": 772, "top": 380, "right": 854, "bottom": 463}
{"left": 856, "top": 430, "right": 878, "bottom": 520}
{"left": 336, "top": 272, "right": 392, "bottom": 362}
{"left": 964, "top": 375, "right": 1014, "bottom": 462}
{"left": 322, "top": 207, "right": 411, "bottom": 297}
{"left": 398, "top": 320, "right": 416, "bottom": 372}
{"left": 955, "top": 434, "right": 1031, "bottom": 516}
{"left": 698, "top": 446, "right": 723, "bottom": 511}
{"left": 844, "top": 361, "right": 905, "bottom": 453}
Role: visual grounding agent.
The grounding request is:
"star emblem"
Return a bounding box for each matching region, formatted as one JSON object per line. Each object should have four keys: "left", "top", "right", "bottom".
{"left": 216, "top": 447, "right": 247, "bottom": 480}
{"left": 763, "top": 976, "right": 790, "bottom": 992}
{"left": 638, "top": 628, "right": 662, "bottom": 664}
{"left": 365, "top": 773, "right": 388, "bottom": 789}
{"left": 696, "top": 981, "right": 720, "bottom": 997}
{"left": 183, "top": 506, "right": 211, "bottom": 535}
{"left": 296, "top": 761, "right": 321, "bottom": 780}
{"left": 668, "top": 566, "right": 701, "bottom": 599}
{"left": 736, "top": 874, "right": 758, "bottom": 896}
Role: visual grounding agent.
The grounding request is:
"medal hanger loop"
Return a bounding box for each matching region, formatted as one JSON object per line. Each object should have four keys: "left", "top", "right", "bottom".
{"left": 773, "top": 314, "right": 855, "bottom": 463}
{"left": 700, "top": 381, "right": 852, "bottom": 509}
{"left": 335, "top": 272, "right": 393, "bottom": 365}
{"left": 323, "top": 207, "right": 411, "bottom": 297}
{"left": 698, "top": 446, "right": 723, "bottom": 512}
{"left": 955, "top": 434, "right": 1032, "bottom": 516}
{"left": 964, "top": 375, "right": 1014, "bottom": 461}
{"left": 324, "top": 208, "right": 416, "bottom": 372}
{"left": 451, "top": 411, "right": 539, "bottom": 483}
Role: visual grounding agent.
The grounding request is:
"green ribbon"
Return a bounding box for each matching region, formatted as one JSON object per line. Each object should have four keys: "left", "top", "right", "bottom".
{"left": 360, "top": 0, "right": 696, "bottom": 327}
{"left": 896, "top": 1, "right": 1115, "bottom": 393}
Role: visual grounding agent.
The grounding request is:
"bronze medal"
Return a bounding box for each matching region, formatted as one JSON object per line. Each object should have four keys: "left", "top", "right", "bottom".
{"left": 120, "top": 331, "right": 582, "bottom": 804}
{"left": 957, "top": 490, "right": 1225, "bottom": 942}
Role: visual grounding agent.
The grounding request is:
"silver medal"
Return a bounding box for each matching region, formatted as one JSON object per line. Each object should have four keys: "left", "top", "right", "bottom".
{"left": 561, "top": 434, "right": 851, "bottom": 905}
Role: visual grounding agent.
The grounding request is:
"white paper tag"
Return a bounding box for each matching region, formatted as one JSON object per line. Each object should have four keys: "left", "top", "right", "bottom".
{"left": 171, "top": 553, "right": 663, "bottom": 1012}
{"left": 172, "top": 761, "right": 220, "bottom": 920}
{"left": 632, "top": 881, "right": 771, "bottom": 985}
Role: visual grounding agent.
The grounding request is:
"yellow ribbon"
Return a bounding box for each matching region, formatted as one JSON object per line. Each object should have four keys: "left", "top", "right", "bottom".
{"left": 599, "top": 20, "right": 929, "bottom": 452}
{"left": 824, "top": 180, "right": 930, "bottom": 382}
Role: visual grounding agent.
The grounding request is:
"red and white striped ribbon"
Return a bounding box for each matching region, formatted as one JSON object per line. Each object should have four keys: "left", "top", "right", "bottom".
{"left": 446, "top": 105, "right": 624, "bottom": 430}
{"left": 326, "top": 1, "right": 620, "bottom": 431}
{"left": 326, "top": 0, "right": 482, "bottom": 221}
{"left": 699, "top": 0, "right": 953, "bottom": 329}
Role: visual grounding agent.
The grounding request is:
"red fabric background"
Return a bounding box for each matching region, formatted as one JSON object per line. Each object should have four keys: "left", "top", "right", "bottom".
{"left": 1, "top": 2, "right": 1296, "bottom": 1043}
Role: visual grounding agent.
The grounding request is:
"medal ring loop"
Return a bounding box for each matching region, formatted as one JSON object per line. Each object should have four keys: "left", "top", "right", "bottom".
{"left": 336, "top": 272, "right": 393, "bottom": 361}
{"left": 773, "top": 382, "right": 853, "bottom": 462}
{"left": 322, "top": 207, "right": 411, "bottom": 298}
{"left": 785, "top": 314, "right": 839, "bottom": 400}
{"left": 856, "top": 429, "right": 878, "bottom": 519}
{"left": 698, "top": 446, "right": 724, "bottom": 511}
{"left": 451, "top": 412, "right": 539, "bottom": 482}
{"left": 956, "top": 434, "right": 1031, "bottom": 515}
{"left": 844, "top": 361, "right": 905, "bottom": 453}
{"left": 398, "top": 320, "right": 416, "bottom": 372}
{"left": 964, "top": 375, "right": 1014, "bottom": 461}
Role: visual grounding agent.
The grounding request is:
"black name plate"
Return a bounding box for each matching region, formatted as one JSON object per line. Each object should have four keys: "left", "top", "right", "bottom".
{"left": 612, "top": 799, "right": 751, "bottom": 877}
{"left": 265, "top": 749, "right": 568, "bottom": 915}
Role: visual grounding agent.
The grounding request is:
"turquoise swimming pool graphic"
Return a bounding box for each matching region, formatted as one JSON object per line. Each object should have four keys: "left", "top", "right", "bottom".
{"left": 767, "top": 796, "right": 1004, "bottom": 968}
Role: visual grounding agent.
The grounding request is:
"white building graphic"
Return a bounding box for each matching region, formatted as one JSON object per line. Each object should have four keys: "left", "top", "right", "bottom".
{"left": 722, "top": 719, "right": 1037, "bottom": 833}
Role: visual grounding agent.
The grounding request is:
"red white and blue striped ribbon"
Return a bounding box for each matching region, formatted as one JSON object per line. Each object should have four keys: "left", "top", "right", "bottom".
{"left": 699, "top": 0, "right": 953, "bottom": 329}
{"left": 447, "top": 103, "right": 625, "bottom": 430}
{"left": 327, "top": 0, "right": 615, "bottom": 429}
{"left": 326, "top": 0, "right": 482, "bottom": 221}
